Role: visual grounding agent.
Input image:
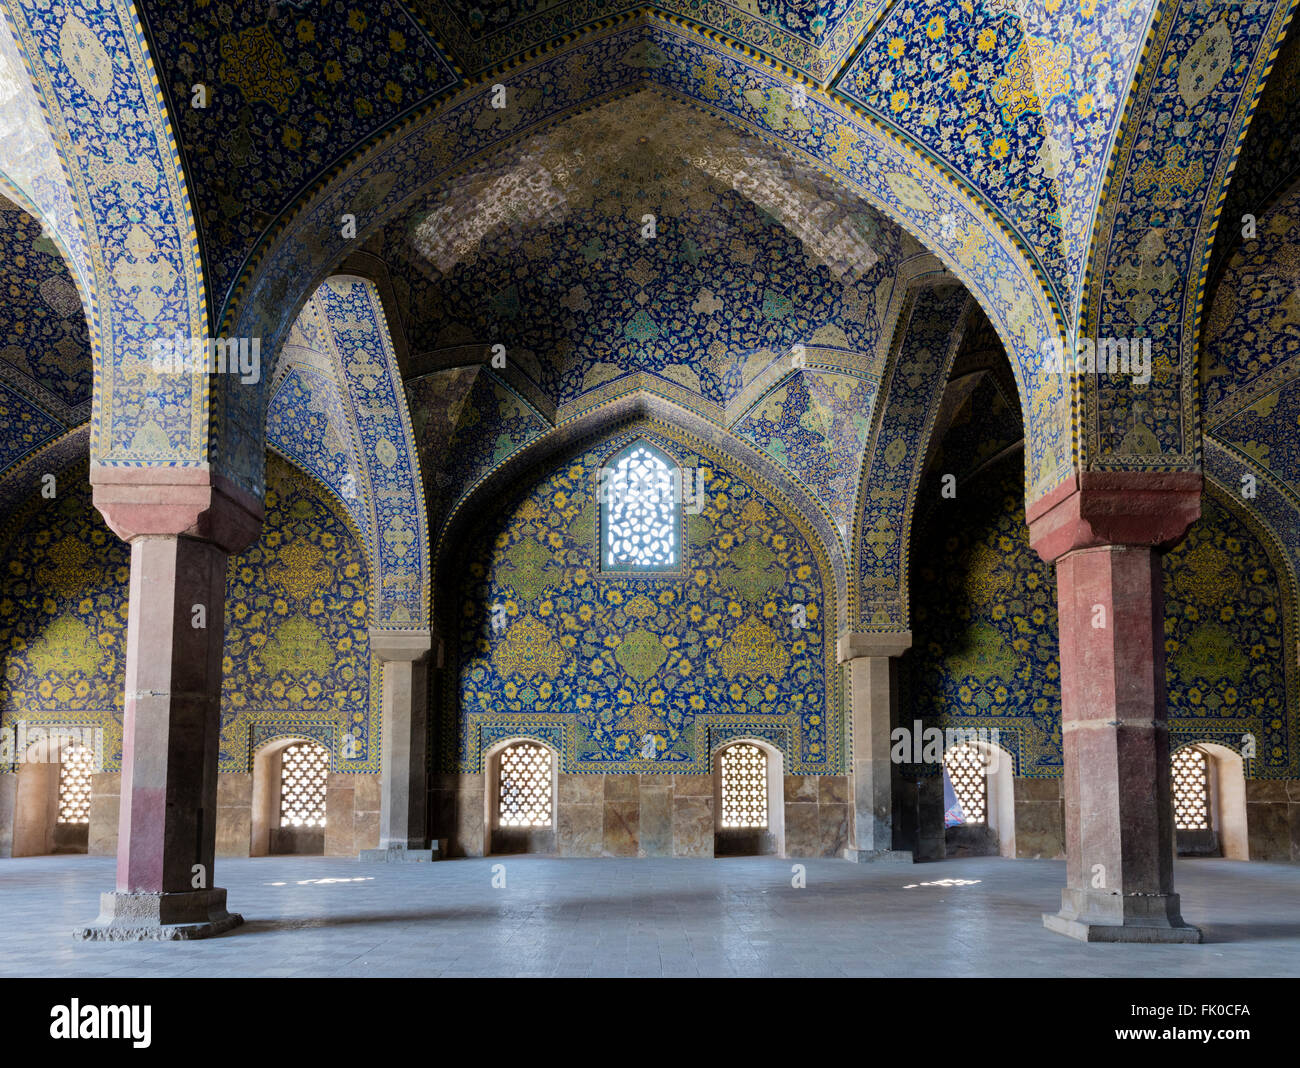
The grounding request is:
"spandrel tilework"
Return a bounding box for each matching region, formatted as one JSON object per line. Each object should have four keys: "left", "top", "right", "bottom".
{"left": 443, "top": 423, "right": 837, "bottom": 775}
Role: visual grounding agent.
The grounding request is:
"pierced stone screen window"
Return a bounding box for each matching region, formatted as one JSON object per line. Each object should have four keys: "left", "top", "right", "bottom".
{"left": 720, "top": 743, "right": 768, "bottom": 829}
{"left": 944, "top": 744, "right": 988, "bottom": 824}
{"left": 57, "top": 744, "right": 93, "bottom": 825}
{"left": 1172, "top": 747, "right": 1211, "bottom": 831}
{"left": 498, "top": 742, "right": 553, "bottom": 828}
{"left": 601, "top": 441, "right": 680, "bottom": 570}
{"left": 280, "top": 742, "right": 329, "bottom": 828}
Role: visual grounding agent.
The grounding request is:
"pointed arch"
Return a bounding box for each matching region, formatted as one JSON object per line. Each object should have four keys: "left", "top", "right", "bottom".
{"left": 431, "top": 391, "right": 849, "bottom": 630}
{"left": 1079, "top": 0, "right": 1298, "bottom": 474}
{"left": 711, "top": 736, "right": 785, "bottom": 857}
{"left": 437, "top": 409, "right": 843, "bottom": 778}
{"left": 1200, "top": 441, "right": 1300, "bottom": 779}
{"left": 225, "top": 25, "right": 1070, "bottom": 505}
{"left": 4, "top": 1, "right": 213, "bottom": 478}
{"left": 267, "top": 275, "right": 429, "bottom": 630}
{"left": 0, "top": 17, "right": 94, "bottom": 329}
{"left": 851, "top": 283, "right": 974, "bottom": 629}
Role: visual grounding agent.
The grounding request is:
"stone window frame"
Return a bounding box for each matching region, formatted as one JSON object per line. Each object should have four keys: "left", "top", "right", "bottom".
{"left": 1171, "top": 741, "right": 1248, "bottom": 860}
{"left": 967, "top": 740, "right": 1016, "bottom": 856}
{"left": 1172, "top": 744, "right": 1212, "bottom": 831}
{"left": 711, "top": 737, "right": 785, "bottom": 856}
{"left": 251, "top": 735, "right": 332, "bottom": 856}
{"left": 482, "top": 736, "right": 560, "bottom": 856}
{"left": 9, "top": 733, "right": 94, "bottom": 855}
{"left": 595, "top": 438, "right": 688, "bottom": 580}
{"left": 944, "top": 742, "right": 990, "bottom": 826}
{"left": 279, "top": 740, "right": 331, "bottom": 829}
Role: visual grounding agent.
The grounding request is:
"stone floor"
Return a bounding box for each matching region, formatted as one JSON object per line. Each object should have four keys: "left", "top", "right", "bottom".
{"left": 2, "top": 854, "right": 1299, "bottom": 977}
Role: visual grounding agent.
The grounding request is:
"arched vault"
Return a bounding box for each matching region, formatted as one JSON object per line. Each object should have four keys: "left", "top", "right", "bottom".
{"left": 268, "top": 276, "right": 429, "bottom": 630}
{"left": 1080, "top": 0, "right": 1297, "bottom": 473}
{"left": 851, "top": 284, "right": 974, "bottom": 630}
{"left": 4, "top": 1, "right": 210, "bottom": 477}
{"left": 9, "top": 2, "right": 1229, "bottom": 521}
{"left": 227, "top": 26, "right": 1069, "bottom": 506}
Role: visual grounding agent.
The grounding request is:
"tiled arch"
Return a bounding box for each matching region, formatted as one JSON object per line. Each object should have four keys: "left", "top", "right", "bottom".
{"left": 4, "top": 1, "right": 211, "bottom": 476}
{"left": 226, "top": 22, "right": 1073, "bottom": 506}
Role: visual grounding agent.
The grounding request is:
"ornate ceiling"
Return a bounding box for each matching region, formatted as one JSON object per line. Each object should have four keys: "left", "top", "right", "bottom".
{"left": 406, "top": 0, "right": 882, "bottom": 79}
{"left": 1210, "top": 21, "right": 1300, "bottom": 287}
{"left": 127, "top": 0, "right": 1119, "bottom": 328}
{"left": 135, "top": 0, "right": 459, "bottom": 307}
{"left": 1204, "top": 180, "right": 1300, "bottom": 482}
{"left": 2, "top": 0, "right": 1300, "bottom": 634}
{"left": 268, "top": 275, "right": 430, "bottom": 629}
{"left": 0, "top": 194, "right": 90, "bottom": 419}
{"left": 374, "top": 91, "right": 906, "bottom": 410}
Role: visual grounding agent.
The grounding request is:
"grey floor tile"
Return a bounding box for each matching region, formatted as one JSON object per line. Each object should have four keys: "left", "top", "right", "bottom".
{"left": 1, "top": 854, "right": 1297, "bottom": 977}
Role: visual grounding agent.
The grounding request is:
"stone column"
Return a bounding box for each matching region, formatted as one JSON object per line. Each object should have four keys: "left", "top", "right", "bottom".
{"left": 838, "top": 631, "right": 912, "bottom": 862}
{"left": 78, "top": 468, "right": 261, "bottom": 940}
{"left": 1028, "top": 471, "right": 1202, "bottom": 943}
{"left": 360, "top": 628, "right": 437, "bottom": 861}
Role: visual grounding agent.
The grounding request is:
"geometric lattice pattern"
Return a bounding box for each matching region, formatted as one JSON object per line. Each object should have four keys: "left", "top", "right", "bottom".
{"left": 497, "top": 742, "right": 553, "bottom": 828}
{"left": 719, "top": 743, "right": 768, "bottom": 829}
{"left": 57, "top": 744, "right": 94, "bottom": 825}
{"left": 279, "top": 742, "right": 330, "bottom": 828}
{"left": 944, "top": 744, "right": 988, "bottom": 825}
{"left": 601, "top": 442, "right": 678, "bottom": 570}
{"left": 1172, "top": 747, "right": 1211, "bottom": 832}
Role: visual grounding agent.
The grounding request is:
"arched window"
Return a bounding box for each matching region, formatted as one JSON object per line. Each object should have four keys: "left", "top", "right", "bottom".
{"left": 279, "top": 741, "right": 330, "bottom": 829}
{"left": 600, "top": 440, "right": 681, "bottom": 570}
{"left": 943, "top": 743, "right": 988, "bottom": 825}
{"left": 57, "top": 744, "right": 94, "bottom": 825}
{"left": 497, "top": 741, "right": 553, "bottom": 828}
{"left": 1172, "top": 746, "right": 1211, "bottom": 831}
{"left": 719, "top": 743, "right": 769, "bottom": 829}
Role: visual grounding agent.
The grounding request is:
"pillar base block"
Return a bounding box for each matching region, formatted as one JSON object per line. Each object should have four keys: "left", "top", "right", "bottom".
{"left": 359, "top": 844, "right": 440, "bottom": 863}
{"left": 1043, "top": 913, "right": 1202, "bottom": 943}
{"left": 74, "top": 889, "right": 243, "bottom": 941}
{"left": 842, "top": 847, "right": 913, "bottom": 863}
{"left": 1043, "top": 888, "right": 1202, "bottom": 943}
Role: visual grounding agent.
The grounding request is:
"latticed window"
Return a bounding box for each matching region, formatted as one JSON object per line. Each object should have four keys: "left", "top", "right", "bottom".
{"left": 720, "top": 743, "right": 768, "bottom": 829}
{"left": 57, "top": 744, "right": 94, "bottom": 825}
{"left": 600, "top": 441, "right": 680, "bottom": 570}
{"left": 944, "top": 744, "right": 988, "bottom": 825}
{"left": 280, "top": 742, "right": 329, "bottom": 828}
{"left": 498, "top": 742, "right": 553, "bottom": 827}
{"left": 1172, "top": 746, "right": 1211, "bottom": 831}
{"left": 493, "top": 743, "right": 551, "bottom": 826}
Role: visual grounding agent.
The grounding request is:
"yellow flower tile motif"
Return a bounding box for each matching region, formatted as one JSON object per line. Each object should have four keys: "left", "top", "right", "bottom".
{"left": 716, "top": 616, "right": 790, "bottom": 680}
{"left": 269, "top": 540, "right": 330, "bottom": 602}
{"left": 39, "top": 536, "right": 93, "bottom": 598}
{"left": 260, "top": 614, "right": 332, "bottom": 676}
{"left": 992, "top": 36, "right": 1072, "bottom": 125}
{"left": 615, "top": 628, "right": 670, "bottom": 683}
{"left": 493, "top": 615, "right": 566, "bottom": 679}
{"left": 451, "top": 425, "right": 834, "bottom": 774}
{"left": 218, "top": 25, "right": 300, "bottom": 114}
{"left": 27, "top": 616, "right": 104, "bottom": 677}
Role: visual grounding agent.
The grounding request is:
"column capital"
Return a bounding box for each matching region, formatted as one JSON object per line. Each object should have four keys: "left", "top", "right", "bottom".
{"left": 91, "top": 464, "right": 263, "bottom": 554}
{"left": 368, "top": 627, "right": 433, "bottom": 663}
{"left": 1026, "top": 471, "right": 1202, "bottom": 565}
{"left": 837, "top": 631, "right": 912, "bottom": 663}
